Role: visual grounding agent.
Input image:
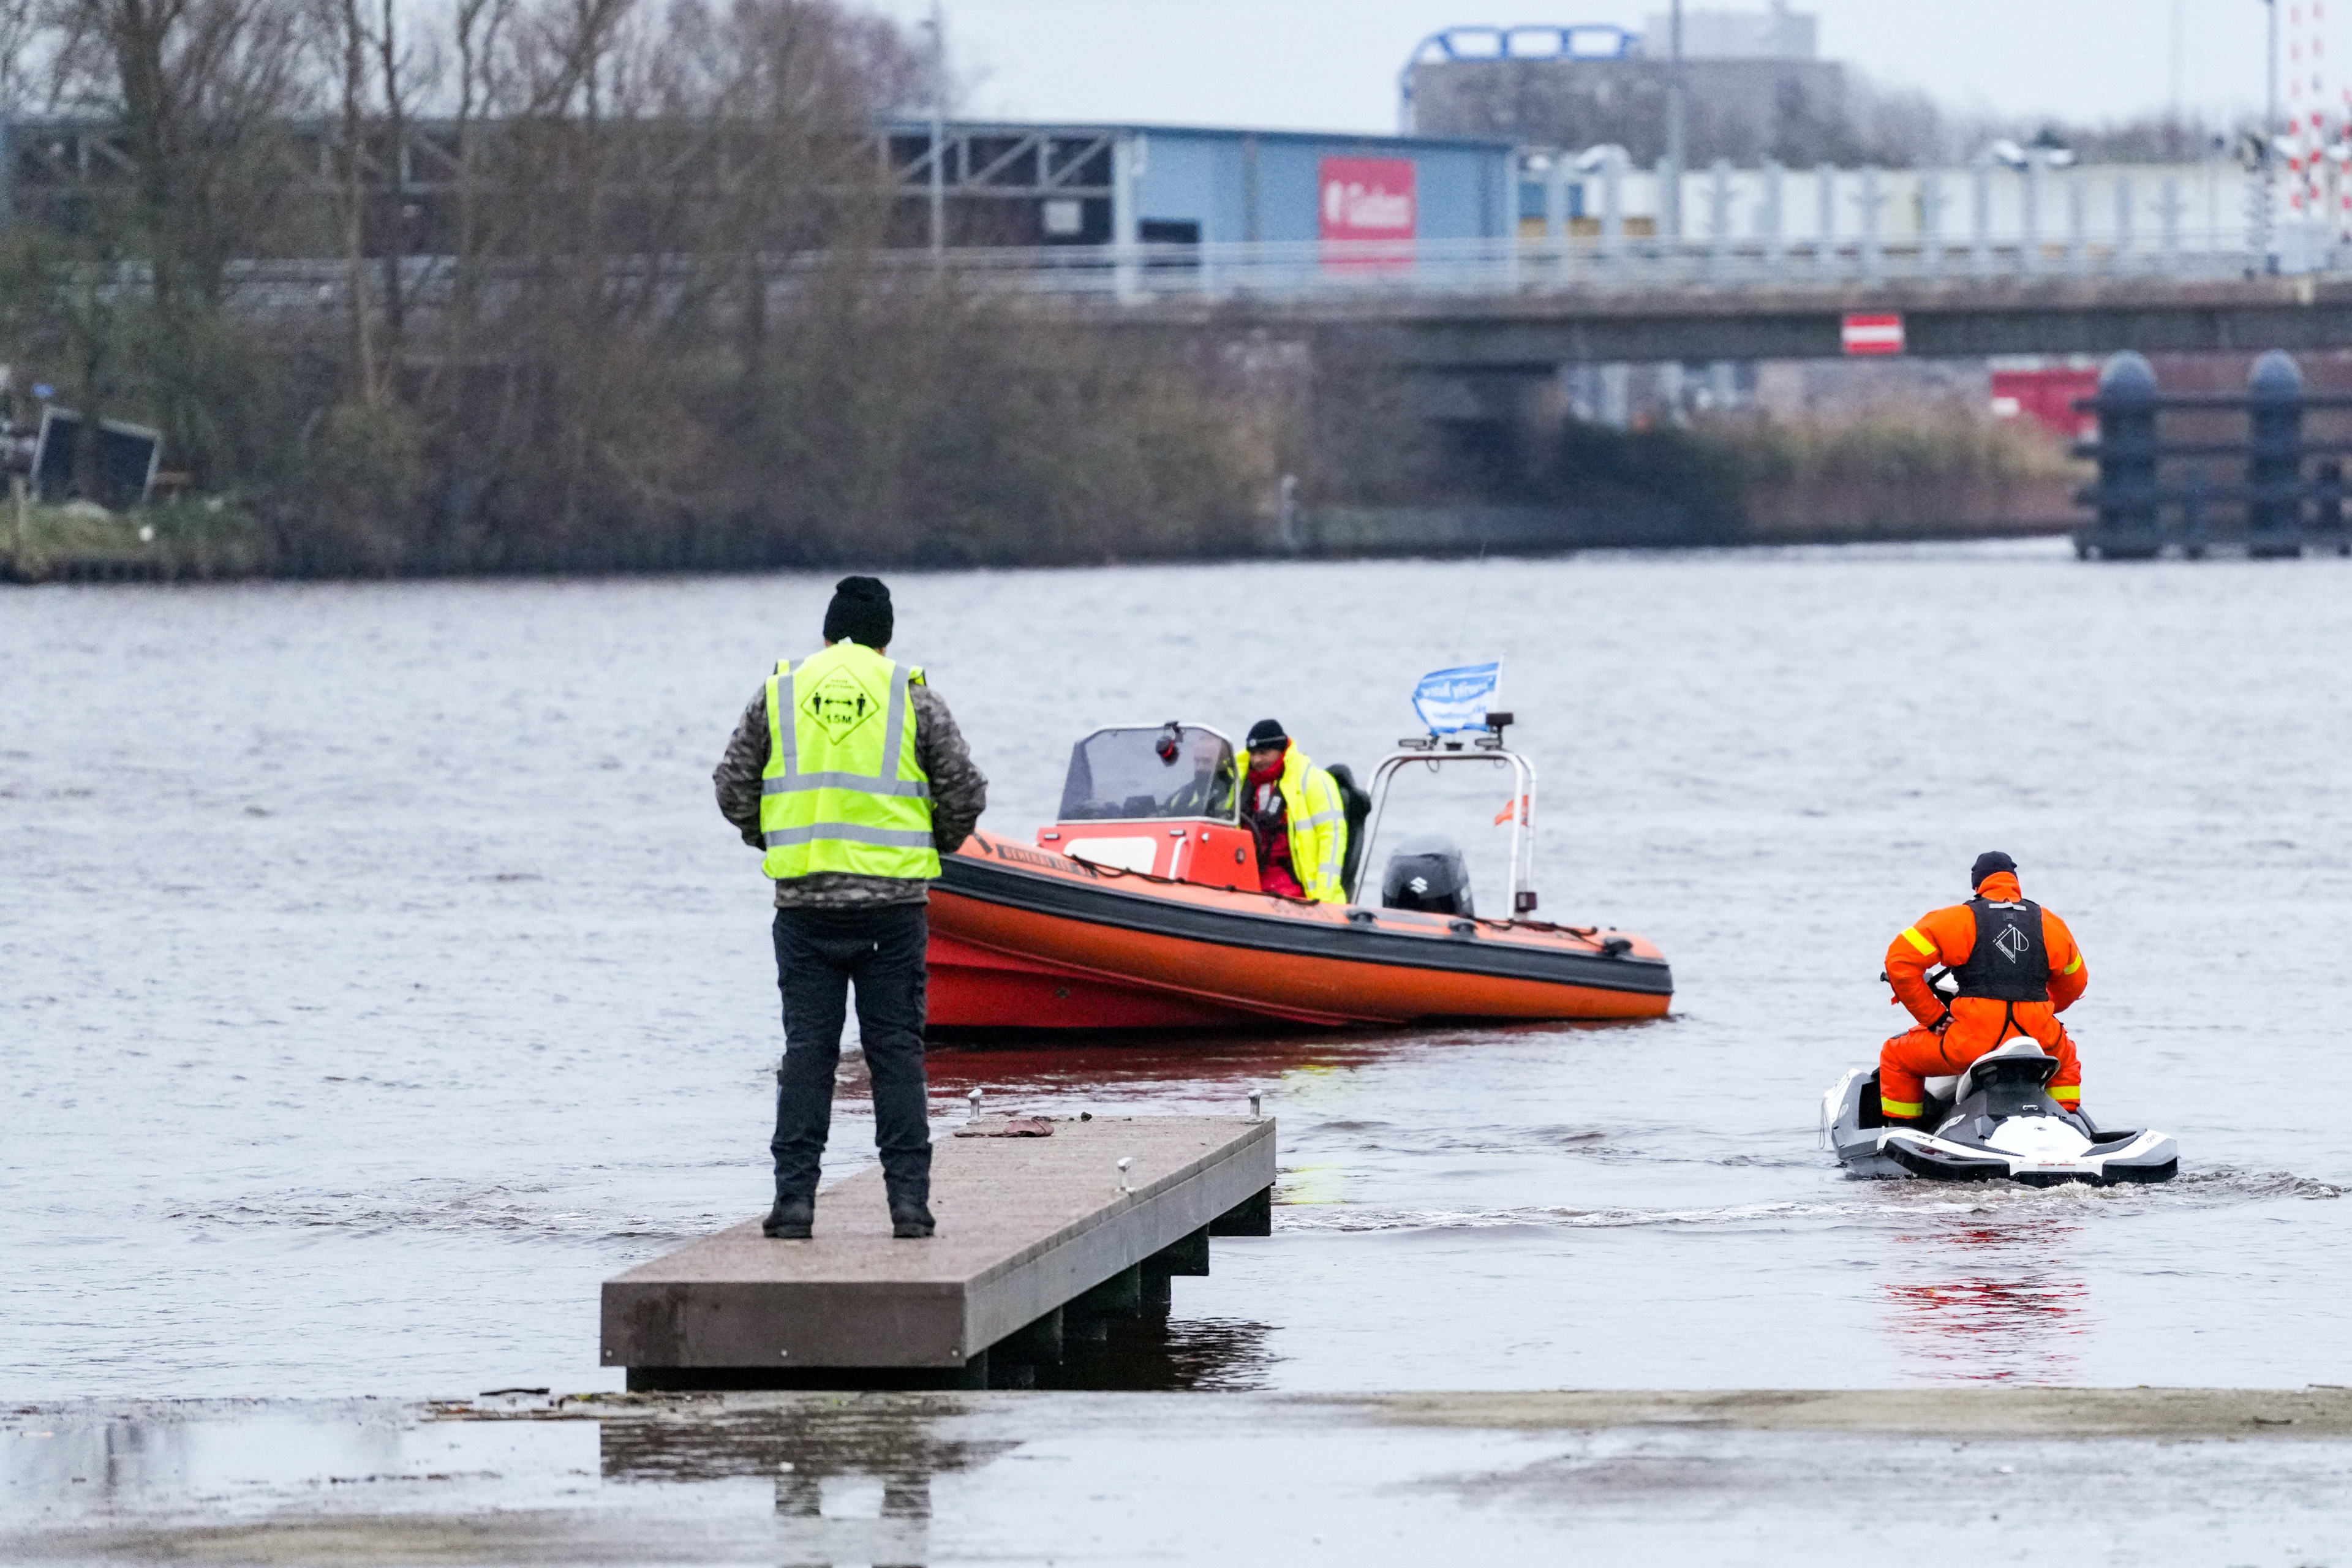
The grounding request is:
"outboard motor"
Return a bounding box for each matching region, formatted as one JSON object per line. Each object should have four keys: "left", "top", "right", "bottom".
{"left": 1380, "top": 834, "right": 1474, "bottom": 916}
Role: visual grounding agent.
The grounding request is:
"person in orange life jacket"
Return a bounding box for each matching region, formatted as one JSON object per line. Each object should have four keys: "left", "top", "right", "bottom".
{"left": 1237, "top": 718, "right": 1349, "bottom": 903}
{"left": 1879, "top": 851, "right": 2089, "bottom": 1125}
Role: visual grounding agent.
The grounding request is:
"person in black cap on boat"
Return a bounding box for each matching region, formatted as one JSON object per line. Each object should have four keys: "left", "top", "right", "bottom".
{"left": 713, "top": 577, "right": 988, "bottom": 1240}
{"left": 1238, "top": 718, "right": 1349, "bottom": 903}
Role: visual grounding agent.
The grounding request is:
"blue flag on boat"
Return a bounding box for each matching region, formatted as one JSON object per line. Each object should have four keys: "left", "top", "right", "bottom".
{"left": 1412, "top": 661, "right": 1503, "bottom": 734}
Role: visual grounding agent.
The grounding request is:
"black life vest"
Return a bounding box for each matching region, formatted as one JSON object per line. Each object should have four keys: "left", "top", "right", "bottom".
{"left": 1951, "top": 897, "right": 2051, "bottom": 1002}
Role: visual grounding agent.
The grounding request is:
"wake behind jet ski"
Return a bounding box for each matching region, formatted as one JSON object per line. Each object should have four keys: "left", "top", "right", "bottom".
{"left": 1822, "top": 1038, "right": 2178, "bottom": 1186}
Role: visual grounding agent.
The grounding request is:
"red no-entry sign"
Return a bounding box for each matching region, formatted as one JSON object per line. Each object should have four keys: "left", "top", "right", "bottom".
{"left": 1842, "top": 313, "right": 1905, "bottom": 355}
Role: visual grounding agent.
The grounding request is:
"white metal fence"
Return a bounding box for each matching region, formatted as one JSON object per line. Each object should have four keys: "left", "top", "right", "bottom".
{"left": 202, "top": 222, "right": 2337, "bottom": 319}
{"left": 867, "top": 154, "right": 2335, "bottom": 304}
{"left": 858, "top": 227, "right": 2328, "bottom": 304}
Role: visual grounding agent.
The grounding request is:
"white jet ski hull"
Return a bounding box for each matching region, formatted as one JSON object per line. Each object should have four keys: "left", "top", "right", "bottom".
{"left": 1821, "top": 1044, "right": 2177, "bottom": 1187}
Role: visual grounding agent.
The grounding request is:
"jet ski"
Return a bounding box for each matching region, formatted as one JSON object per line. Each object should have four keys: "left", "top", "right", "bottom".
{"left": 1822, "top": 1039, "right": 2178, "bottom": 1186}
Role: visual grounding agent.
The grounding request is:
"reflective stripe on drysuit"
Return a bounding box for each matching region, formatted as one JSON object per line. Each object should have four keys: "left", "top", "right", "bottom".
{"left": 758, "top": 641, "right": 939, "bottom": 881}
{"left": 1879, "top": 870, "right": 2087, "bottom": 1118}
{"left": 1249, "top": 742, "right": 1349, "bottom": 903}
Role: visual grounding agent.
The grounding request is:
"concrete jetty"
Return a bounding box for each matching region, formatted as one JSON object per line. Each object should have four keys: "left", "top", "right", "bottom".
{"left": 601, "top": 1114, "right": 1275, "bottom": 1390}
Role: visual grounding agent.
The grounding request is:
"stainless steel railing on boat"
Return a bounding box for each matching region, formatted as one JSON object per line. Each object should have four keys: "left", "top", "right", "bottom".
{"left": 1351, "top": 712, "right": 1540, "bottom": 917}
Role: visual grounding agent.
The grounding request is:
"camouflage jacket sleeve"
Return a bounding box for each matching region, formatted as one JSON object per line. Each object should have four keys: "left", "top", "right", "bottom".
{"left": 713, "top": 689, "right": 769, "bottom": 847}
{"left": 912, "top": 682, "right": 987, "bottom": 854}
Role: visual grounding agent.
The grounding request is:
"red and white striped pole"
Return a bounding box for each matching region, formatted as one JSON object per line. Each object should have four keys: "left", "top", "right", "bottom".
{"left": 2286, "top": 2, "right": 2313, "bottom": 217}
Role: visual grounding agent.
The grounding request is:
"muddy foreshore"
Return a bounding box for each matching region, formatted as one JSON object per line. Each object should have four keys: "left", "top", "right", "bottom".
{"left": 7, "top": 1389, "right": 2350, "bottom": 1565}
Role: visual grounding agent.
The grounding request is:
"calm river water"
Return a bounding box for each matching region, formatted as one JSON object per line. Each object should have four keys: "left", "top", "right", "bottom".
{"left": 5, "top": 542, "right": 2349, "bottom": 1399}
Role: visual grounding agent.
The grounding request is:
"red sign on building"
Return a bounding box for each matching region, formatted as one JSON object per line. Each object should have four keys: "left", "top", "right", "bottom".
{"left": 1319, "top": 156, "right": 1416, "bottom": 266}
{"left": 1990, "top": 367, "right": 2100, "bottom": 439}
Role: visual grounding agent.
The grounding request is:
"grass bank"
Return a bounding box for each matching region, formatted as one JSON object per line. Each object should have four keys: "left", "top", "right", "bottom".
{"left": 1325, "top": 401, "right": 2089, "bottom": 552}
{"left": 1729, "top": 406, "right": 2087, "bottom": 543}
{"left": 0, "top": 366, "right": 2084, "bottom": 582}
{"left": 1, "top": 499, "right": 271, "bottom": 583}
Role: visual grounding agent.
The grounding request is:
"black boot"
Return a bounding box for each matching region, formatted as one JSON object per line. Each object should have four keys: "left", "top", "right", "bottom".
{"left": 764, "top": 1196, "right": 813, "bottom": 1240}
{"left": 890, "top": 1200, "right": 935, "bottom": 1239}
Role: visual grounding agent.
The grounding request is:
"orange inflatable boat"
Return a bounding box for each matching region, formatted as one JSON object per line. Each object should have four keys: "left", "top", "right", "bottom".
{"left": 927, "top": 720, "right": 1671, "bottom": 1031}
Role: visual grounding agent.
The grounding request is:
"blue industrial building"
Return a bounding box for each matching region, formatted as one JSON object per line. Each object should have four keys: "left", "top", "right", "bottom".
{"left": 0, "top": 113, "right": 1518, "bottom": 255}
{"left": 881, "top": 120, "right": 1518, "bottom": 249}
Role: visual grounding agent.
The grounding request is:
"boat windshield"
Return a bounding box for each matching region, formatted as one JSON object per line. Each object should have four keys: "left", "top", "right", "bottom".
{"left": 1058, "top": 725, "right": 1238, "bottom": 823}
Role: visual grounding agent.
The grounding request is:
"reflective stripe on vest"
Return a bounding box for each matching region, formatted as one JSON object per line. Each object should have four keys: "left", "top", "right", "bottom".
{"left": 1276, "top": 749, "right": 1348, "bottom": 903}
{"left": 758, "top": 643, "right": 939, "bottom": 881}
{"left": 761, "top": 822, "right": 937, "bottom": 848}
{"left": 762, "top": 772, "right": 932, "bottom": 799}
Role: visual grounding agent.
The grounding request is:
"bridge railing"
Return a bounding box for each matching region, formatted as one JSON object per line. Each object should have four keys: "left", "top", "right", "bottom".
{"left": 865, "top": 230, "right": 2338, "bottom": 304}
{"left": 150, "top": 225, "right": 2348, "bottom": 320}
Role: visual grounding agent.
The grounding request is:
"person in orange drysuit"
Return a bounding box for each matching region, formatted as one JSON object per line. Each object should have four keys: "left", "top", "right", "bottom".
{"left": 1879, "top": 851, "right": 2088, "bottom": 1124}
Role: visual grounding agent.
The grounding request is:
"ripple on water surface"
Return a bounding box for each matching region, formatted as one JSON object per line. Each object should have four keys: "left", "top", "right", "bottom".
{"left": 1276, "top": 1168, "right": 2346, "bottom": 1234}
{"left": 7, "top": 546, "right": 2352, "bottom": 1396}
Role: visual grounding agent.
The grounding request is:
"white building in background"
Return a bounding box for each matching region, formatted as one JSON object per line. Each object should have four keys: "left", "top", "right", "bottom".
{"left": 1516, "top": 154, "right": 2274, "bottom": 257}
{"left": 1640, "top": 2, "right": 1817, "bottom": 61}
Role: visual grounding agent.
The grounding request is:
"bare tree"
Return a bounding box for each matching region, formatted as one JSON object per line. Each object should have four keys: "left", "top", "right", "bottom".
{"left": 2, "top": 0, "right": 1268, "bottom": 570}
{"left": 28, "top": 0, "right": 311, "bottom": 495}
{"left": 48, "top": 0, "right": 312, "bottom": 295}
{"left": 372, "top": 0, "right": 420, "bottom": 361}
{"left": 0, "top": 0, "right": 47, "bottom": 108}
{"left": 314, "top": 0, "right": 377, "bottom": 398}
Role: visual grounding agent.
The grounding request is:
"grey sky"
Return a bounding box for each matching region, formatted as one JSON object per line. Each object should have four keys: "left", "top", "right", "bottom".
{"left": 865, "top": 0, "right": 2279, "bottom": 137}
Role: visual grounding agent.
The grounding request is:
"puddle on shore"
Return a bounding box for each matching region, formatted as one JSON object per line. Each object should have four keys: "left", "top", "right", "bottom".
{"left": 7, "top": 1395, "right": 2351, "bottom": 1566}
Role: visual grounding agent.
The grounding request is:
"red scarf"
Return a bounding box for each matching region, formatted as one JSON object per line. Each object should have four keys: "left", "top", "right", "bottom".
{"left": 1244, "top": 752, "right": 1302, "bottom": 897}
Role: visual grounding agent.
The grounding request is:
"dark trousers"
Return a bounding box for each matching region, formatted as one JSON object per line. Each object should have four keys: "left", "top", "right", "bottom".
{"left": 771, "top": 903, "right": 932, "bottom": 1207}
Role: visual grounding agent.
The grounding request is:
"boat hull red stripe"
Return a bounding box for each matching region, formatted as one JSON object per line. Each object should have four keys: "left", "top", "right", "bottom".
{"left": 928, "top": 933, "right": 1276, "bottom": 1030}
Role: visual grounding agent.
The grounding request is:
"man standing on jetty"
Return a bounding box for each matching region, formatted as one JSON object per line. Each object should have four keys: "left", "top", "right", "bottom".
{"left": 714, "top": 576, "right": 987, "bottom": 1240}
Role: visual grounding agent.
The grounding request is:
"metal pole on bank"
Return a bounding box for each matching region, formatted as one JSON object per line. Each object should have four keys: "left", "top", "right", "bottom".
{"left": 2261, "top": 0, "right": 2278, "bottom": 269}
{"left": 925, "top": 0, "right": 946, "bottom": 257}
{"left": 1662, "top": 0, "right": 1685, "bottom": 241}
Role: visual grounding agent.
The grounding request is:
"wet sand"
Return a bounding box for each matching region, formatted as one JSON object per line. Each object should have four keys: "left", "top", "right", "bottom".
{"left": 1360, "top": 1384, "right": 2352, "bottom": 1436}
{"left": 7, "top": 1390, "right": 2350, "bottom": 1564}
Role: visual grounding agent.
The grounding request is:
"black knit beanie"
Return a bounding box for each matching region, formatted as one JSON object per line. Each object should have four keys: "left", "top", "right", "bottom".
{"left": 823, "top": 575, "right": 893, "bottom": 649}
{"left": 1245, "top": 718, "right": 1288, "bottom": 750}
{"left": 1970, "top": 850, "right": 2017, "bottom": 889}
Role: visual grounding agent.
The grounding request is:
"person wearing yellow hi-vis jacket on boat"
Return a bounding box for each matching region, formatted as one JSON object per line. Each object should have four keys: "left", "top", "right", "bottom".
{"left": 1238, "top": 718, "right": 1349, "bottom": 902}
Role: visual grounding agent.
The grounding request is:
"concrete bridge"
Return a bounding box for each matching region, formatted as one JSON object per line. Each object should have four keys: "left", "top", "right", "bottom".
{"left": 195, "top": 238, "right": 2352, "bottom": 383}
{"left": 1094, "top": 274, "right": 2352, "bottom": 370}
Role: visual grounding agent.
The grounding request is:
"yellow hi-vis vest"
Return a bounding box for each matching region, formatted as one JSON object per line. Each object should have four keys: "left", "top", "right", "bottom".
{"left": 759, "top": 641, "right": 940, "bottom": 881}
{"left": 1273, "top": 744, "right": 1348, "bottom": 903}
